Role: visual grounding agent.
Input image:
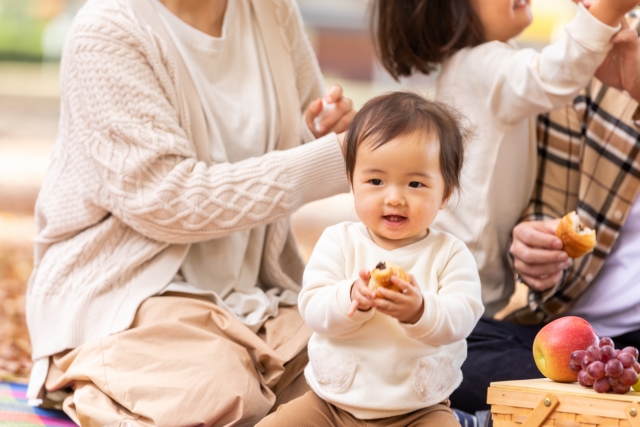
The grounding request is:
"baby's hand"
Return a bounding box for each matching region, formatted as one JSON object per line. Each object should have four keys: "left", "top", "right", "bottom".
{"left": 347, "top": 270, "right": 376, "bottom": 316}
{"left": 372, "top": 274, "right": 424, "bottom": 324}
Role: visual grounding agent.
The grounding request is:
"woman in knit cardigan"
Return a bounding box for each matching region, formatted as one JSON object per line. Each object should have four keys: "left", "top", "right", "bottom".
{"left": 25, "top": 0, "right": 355, "bottom": 425}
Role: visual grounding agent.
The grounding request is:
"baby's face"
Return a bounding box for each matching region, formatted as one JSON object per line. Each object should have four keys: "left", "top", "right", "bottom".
{"left": 351, "top": 132, "right": 447, "bottom": 251}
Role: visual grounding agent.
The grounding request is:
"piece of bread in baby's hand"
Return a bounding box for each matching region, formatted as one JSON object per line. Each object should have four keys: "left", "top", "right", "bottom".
{"left": 368, "top": 261, "right": 407, "bottom": 296}
{"left": 555, "top": 211, "right": 596, "bottom": 258}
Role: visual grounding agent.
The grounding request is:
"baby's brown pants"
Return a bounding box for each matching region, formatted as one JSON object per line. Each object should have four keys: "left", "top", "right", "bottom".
{"left": 256, "top": 391, "right": 460, "bottom": 427}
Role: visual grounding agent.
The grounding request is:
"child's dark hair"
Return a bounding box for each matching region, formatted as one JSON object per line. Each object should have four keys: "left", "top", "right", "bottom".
{"left": 344, "top": 91, "right": 466, "bottom": 201}
{"left": 370, "top": 0, "right": 484, "bottom": 80}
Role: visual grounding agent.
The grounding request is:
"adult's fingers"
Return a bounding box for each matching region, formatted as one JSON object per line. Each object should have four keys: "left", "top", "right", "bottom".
{"left": 611, "top": 27, "right": 638, "bottom": 46}
{"left": 512, "top": 220, "right": 563, "bottom": 250}
{"left": 304, "top": 98, "right": 324, "bottom": 135}
{"left": 520, "top": 271, "right": 564, "bottom": 292}
{"left": 317, "top": 96, "right": 354, "bottom": 134}
{"left": 323, "top": 84, "right": 344, "bottom": 103}
{"left": 510, "top": 238, "right": 568, "bottom": 264}
{"left": 514, "top": 257, "right": 571, "bottom": 277}
{"left": 328, "top": 108, "right": 356, "bottom": 135}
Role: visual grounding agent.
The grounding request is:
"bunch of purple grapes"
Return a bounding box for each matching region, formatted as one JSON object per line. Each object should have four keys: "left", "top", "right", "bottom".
{"left": 569, "top": 337, "right": 640, "bottom": 394}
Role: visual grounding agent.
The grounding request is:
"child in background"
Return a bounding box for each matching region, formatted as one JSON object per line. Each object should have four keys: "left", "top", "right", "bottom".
{"left": 256, "top": 92, "right": 484, "bottom": 426}
{"left": 371, "top": 0, "right": 640, "bottom": 319}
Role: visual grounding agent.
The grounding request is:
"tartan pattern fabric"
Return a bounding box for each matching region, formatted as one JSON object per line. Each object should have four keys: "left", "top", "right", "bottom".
{"left": 0, "top": 382, "right": 76, "bottom": 426}
{"left": 506, "top": 80, "right": 640, "bottom": 325}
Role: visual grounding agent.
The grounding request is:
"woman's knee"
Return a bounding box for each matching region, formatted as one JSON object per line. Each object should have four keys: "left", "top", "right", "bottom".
{"left": 66, "top": 325, "right": 274, "bottom": 426}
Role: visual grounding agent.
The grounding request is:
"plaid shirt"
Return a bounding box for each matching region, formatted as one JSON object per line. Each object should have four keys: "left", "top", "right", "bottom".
{"left": 506, "top": 79, "right": 640, "bottom": 325}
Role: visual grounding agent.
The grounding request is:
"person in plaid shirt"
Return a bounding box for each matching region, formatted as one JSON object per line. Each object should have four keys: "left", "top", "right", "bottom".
{"left": 450, "top": 16, "right": 640, "bottom": 418}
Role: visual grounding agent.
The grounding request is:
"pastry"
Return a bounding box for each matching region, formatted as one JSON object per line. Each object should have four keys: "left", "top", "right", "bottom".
{"left": 368, "top": 261, "right": 407, "bottom": 296}
{"left": 555, "top": 211, "right": 596, "bottom": 258}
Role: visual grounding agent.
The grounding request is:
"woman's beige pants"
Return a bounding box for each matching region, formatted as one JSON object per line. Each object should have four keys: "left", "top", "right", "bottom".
{"left": 44, "top": 294, "right": 312, "bottom": 427}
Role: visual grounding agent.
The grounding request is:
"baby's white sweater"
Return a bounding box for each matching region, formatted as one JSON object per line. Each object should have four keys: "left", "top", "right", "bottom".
{"left": 299, "top": 222, "right": 484, "bottom": 419}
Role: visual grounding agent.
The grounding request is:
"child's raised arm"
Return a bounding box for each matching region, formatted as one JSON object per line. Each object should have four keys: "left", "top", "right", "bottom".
{"left": 588, "top": 0, "right": 639, "bottom": 27}
{"left": 460, "top": 3, "right": 622, "bottom": 125}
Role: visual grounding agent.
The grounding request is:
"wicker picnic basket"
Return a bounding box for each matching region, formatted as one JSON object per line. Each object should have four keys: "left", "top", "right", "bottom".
{"left": 488, "top": 379, "right": 640, "bottom": 427}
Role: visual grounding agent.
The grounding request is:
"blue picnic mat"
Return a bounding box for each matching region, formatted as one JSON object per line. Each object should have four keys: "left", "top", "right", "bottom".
{"left": 0, "top": 382, "right": 76, "bottom": 426}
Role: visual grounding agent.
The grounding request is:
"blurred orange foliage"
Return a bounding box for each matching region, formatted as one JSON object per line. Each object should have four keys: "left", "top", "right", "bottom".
{"left": 0, "top": 243, "right": 34, "bottom": 383}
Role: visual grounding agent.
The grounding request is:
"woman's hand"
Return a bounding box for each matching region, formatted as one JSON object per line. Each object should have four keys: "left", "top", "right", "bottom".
{"left": 596, "top": 18, "right": 640, "bottom": 101}
{"left": 305, "top": 84, "right": 356, "bottom": 138}
{"left": 347, "top": 270, "right": 376, "bottom": 316}
{"left": 371, "top": 274, "right": 425, "bottom": 324}
{"left": 573, "top": 2, "right": 640, "bottom": 100}
{"left": 510, "top": 219, "right": 571, "bottom": 292}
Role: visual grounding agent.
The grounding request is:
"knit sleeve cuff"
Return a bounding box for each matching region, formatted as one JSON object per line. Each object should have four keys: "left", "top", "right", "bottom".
{"left": 400, "top": 293, "right": 439, "bottom": 339}
{"left": 283, "top": 133, "right": 350, "bottom": 206}
{"left": 566, "top": 3, "right": 621, "bottom": 52}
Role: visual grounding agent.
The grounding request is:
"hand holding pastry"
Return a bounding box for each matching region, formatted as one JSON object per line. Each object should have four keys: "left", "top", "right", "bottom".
{"left": 555, "top": 211, "right": 596, "bottom": 258}
{"left": 348, "top": 269, "right": 376, "bottom": 317}
{"left": 372, "top": 274, "right": 424, "bottom": 325}
{"left": 511, "top": 219, "right": 570, "bottom": 291}
{"left": 368, "top": 261, "right": 407, "bottom": 296}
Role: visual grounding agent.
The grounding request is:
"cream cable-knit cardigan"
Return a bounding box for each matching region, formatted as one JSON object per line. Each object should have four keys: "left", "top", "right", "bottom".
{"left": 26, "top": 0, "right": 349, "bottom": 362}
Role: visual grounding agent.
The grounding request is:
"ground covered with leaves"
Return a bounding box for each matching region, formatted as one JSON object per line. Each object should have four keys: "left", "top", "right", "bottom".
{"left": 0, "top": 234, "right": 34, "bottom": 383}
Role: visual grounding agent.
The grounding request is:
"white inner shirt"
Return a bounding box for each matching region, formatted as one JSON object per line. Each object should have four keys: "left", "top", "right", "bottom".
{"left": 567, "top": 196, "right": 640, "bottom": 337}
{"left": 152, "top": 0, "right": 297, "bottom": 331}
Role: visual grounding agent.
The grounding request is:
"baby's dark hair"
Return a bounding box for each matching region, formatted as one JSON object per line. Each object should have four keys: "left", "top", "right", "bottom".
{"left": 370, "top": 0, "right": 484, "bottom": 80}
{"left": 344, "top": 91, "right": 466, "bottom": 201}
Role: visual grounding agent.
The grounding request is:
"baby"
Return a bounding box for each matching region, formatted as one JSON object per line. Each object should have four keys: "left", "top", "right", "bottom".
{"left": 257, "top": 91, "right": 484, "bottom": 426}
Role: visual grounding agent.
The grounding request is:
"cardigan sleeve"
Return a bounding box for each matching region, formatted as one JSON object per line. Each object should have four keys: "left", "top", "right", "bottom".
{"left": 401, "top": 240, "right": 484, "bottom": 346}
{"left": 469, "top": 4, "right": 618, "bottom": 126}
{"left": 64, "top": 14, "right": 348, "bottom": 245}
{"left": 299, "top": 228, "right": 375, "bottom": 336}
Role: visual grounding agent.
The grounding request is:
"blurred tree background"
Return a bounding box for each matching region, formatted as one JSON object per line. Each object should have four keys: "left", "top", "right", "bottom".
{"left": 0, "top": 1, "right": 45, "bottom": 61}
{"left": 0, "top": 0, "right": 577, "bottom": 383}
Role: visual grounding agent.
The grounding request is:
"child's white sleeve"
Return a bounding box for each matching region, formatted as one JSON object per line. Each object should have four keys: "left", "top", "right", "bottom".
{"left": 298, "top": 228, "right": 375, "bottom": 336}
{"left": 400, "top": 240, "right": 484, "bottom": 346}
{"left": 469, "top": 3, "right": 619, "bottom": 125}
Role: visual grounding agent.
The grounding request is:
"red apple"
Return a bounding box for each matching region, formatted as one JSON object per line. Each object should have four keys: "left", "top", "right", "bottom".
{"left": 533, "top": 316, "right": 599, "bottom": 382}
